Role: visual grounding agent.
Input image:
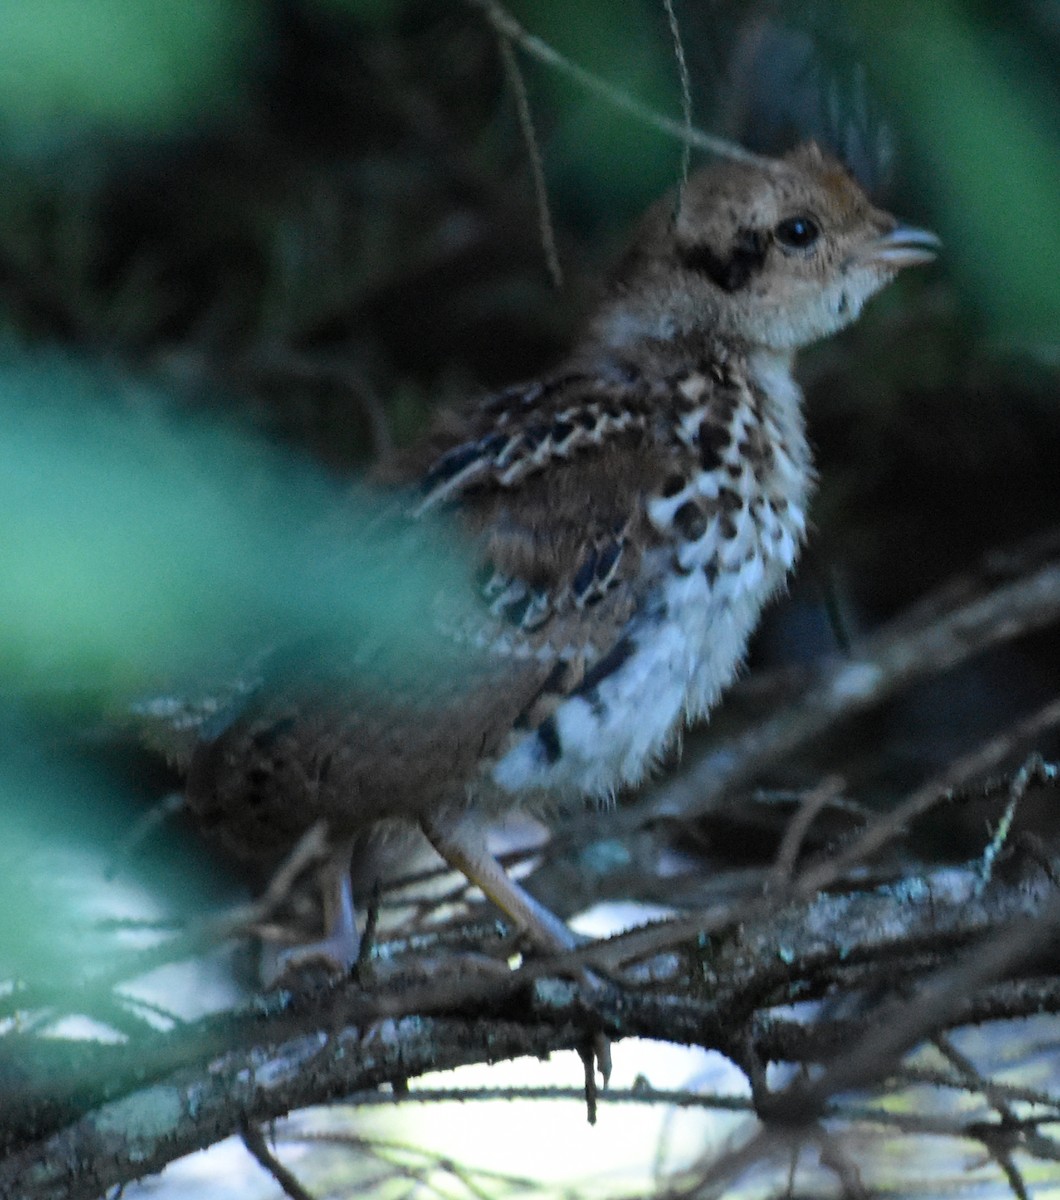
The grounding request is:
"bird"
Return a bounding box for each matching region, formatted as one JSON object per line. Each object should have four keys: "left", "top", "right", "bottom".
{"left": 174, "top": 141, "right": 938, "bottom": 1003}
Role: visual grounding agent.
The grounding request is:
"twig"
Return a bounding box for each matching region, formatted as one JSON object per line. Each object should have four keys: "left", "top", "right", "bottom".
{"left": 286, "top": 1131, "right": 539, "bottom": 1195}
{"left": 0, "top": 1015, "right": 591, "bottom": 1200}
{"left": 7, "top": 842, "right": 1060, "bottom": 1198}
{"left": 103, "top": 792, "right": 185, "bottom": 881}
{"left": 977, "top": 765, "right": 1024, "bottom": 895}
{"left": 497, "top": 698, "right": 1060, "bottom": 984}
{"left": 241, "top": 1123, "right": 317, "bottom": 1200}
{"left": 498, "top": 36, "right": 563, "bottom": 290}
{"left": 51, "top": 820, "right": 334, "bottom": 1006}
{"left": 813, "top": 1126, "right": 868, "bottom": 1200}
{"left": 463, "top": 0, "right": 770, "bottom": 166}
{"left": 661, "top": 0, "right": 694, "bottom": 203}
{"left": 930, "top": 1033, "right": 1036, "bottom": 1200}
{"left": 891, "top": 1063, "right": 1060, "bottom": 1116}
{"left": 639, "top": 556, "right": 1060, "bottom": 826}
{"left": 769, "top": 894, "right": 1060, "bottom": 1126}
{"left": 766, "top": 775, "right": 844, "bottom": 893}
{"left": 241, "top": 821, "right": 332, "bottom": 936}
{"left": 331, "top": 1084, "right": 755, "bottom": 1110}
{"left": 795, "top": 698, "right": 1060, "bottom": 896}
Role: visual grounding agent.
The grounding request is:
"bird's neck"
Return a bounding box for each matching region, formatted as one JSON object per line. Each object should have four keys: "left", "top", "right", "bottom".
{"left": 577, "top": 319, "right": 801, "bottom": 404}
{"left": 746, "top": 345, "right": 808, "bottom": 471}
{"left": 745, "top": 345, "right": 799, "bottom": 409}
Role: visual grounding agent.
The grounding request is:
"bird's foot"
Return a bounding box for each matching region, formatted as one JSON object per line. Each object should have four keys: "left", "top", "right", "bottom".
{"left": 259, "top": 859, "right": 360, "bottom": 988}
{"left": 260, "top": 926, "right": 360, "bottom": 988}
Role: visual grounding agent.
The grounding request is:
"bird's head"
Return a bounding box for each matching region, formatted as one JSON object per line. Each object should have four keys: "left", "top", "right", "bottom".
{"left": 591, "top": 142, "right": 938, "bottom": 355}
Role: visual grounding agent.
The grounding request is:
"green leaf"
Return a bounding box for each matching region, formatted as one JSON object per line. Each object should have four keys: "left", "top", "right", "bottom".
{"left": 0, "top": 0, "right": 259, "bottom": 136}
{"left": 852, "top": 0, "right": 1060, "bottom": 347}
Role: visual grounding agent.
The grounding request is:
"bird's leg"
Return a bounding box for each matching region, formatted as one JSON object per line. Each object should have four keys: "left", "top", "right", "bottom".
{"left": 319, "top": 846, "right": 360, "bottom": 964}
{"left": 421, "top": 811, "right": 611, "bottom": 1084}
{"left": 263, "top": 839, "right": 360, "bottom": 984}
{"left": 423, "top": 813, "right": 576, "bottom": 952}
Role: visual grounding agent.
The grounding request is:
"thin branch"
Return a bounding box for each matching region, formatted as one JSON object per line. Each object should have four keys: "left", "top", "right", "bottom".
{"left": 490, "top": 697, "right": 1060, "bottom": 985}
{"left": 241, "top": 1123, "right": 317, "bottom": 1200}
{"left": 661, "top": 0, "right": 694, "bottom": 202}
{"left": 762, "top": 897, "right": 1060, "bottom": 1129}
{"left": 638, "top": 555, "right": 1060, "bottom": 826}
{"left": 463, "top": 0, "right": 771, "bottom": 166}
{"left": 0, "top": 1016, "right": 591, "bottom": 1200}
{"left": 765, "top": 774, "right": 844, "bottom": 892}
{"left": 996, "top": 1154, "right": 1032, "bottom": 1200}
{"left": 978, "top": 753, "right": 1058, "bottom": 893}
{"left": 498, "top": 36, "right": 563, "bottom": 290}
{"left": 6, "top": 839, "right": 1060, "bottom": 1198}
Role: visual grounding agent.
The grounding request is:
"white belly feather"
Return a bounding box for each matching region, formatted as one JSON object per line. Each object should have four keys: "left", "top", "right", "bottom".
{"left": 493, "top": 359, "right": 810, "bottom": 802}
{"left": 492, "top": 499, "right": 805, "bottom": 800}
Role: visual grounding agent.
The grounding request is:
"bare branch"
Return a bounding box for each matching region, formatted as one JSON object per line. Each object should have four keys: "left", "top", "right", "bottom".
{"left": 498, "top": 36, "right": 563, "bottom": 290}
{"left": 639, "top": 554, "right": 1060, "bottom": 825}
{"left": 463, "top": 0, "right": 771, "bottom": 166}
{"left": 241, "top": 1123, "right": 317, "bottom": 1200}
{"left": 6, "top": 839, "right": 1060, "bottom": 1199}
{"left": 661, "top": 0, "right": 694, "bottom": 198}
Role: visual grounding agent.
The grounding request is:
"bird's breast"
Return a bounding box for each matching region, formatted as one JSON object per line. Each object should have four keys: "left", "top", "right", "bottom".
{"left": 492, "top": 365, "right": 811, "bottom": 802}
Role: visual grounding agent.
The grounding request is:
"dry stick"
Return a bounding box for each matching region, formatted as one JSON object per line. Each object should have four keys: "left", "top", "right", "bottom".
{"left": 997, "top": 1158, "right": 1032, "bottom": 1200}
{"left": 284, "top": 1132, "right": 531, "bottom": 1198}
{"left": 661, "top": 0, "right": 694, "bottom": 199}
{"left": 0, "top": 1016, "right": 591, "bottom": 1200}
{"left": 500, "top": 694, "right": 1060, "bottom": 982}
{"left": 15, "top": 571, "right": 1060, "bottom": 1190}
{"left": 241, "top": 1123, "right": 317, "bottom": 1200}
{"left": 10, "top": 855, "right": 1060, "bottom": 1200}
{"left": 364, "top": 703, "right": 1060, "bottom": 1033}
{"left": 932, "top": 1032, "right": 1032, "bottom": 1200}
{"left": 326, "top": 1083, "right": 1060, "bottom": 1143}
{"left": 638, "top": 556, "right": 1060, "bottom": 828}
{"left": 498, "top": 36, "right": 563, "bottom": 290}
{"left": 774, "top": 892, "right": 1060, "bottom": 1118}
{"left": 978, "top": 752, "right": 1057, "bottom": 894}
{"left": 690, "top": 891, "right": 1060, "bottom": 1200}
{"left": 813, "top": 1127, "right": 868, "bottom": 1200}
{"left": 795, "top": 696, "right": 1060, "bottom": 897}
{"left": 765, "top": 774, "right": 844, "bottom": 892}
{"left": 80, "top": 820, "right": 333, "bottom": 999}
{"left": 893, "top": 1064, "right": 1060, "bottom": 1117}
{"left": 464, "top": 0, "right": 771, "bottom": 167}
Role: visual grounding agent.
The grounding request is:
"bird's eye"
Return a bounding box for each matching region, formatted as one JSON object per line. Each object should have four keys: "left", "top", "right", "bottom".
{"left": 774, "top": 215, "right": 821, "bottom": 249}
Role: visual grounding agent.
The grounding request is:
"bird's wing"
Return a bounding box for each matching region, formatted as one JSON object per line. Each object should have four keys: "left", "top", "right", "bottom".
{"left": 414, "top": 371, "right": 661, "bottom": 515}
{"left": 414, "top": 371, "right": 673, "bottom": 642}
{"left": 410, "top": 371, "right": 695, "bottom": 799}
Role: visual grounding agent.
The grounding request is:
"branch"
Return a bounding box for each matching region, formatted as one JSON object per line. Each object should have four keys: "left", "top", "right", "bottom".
{"left": 638, "top": 549, "right": 1060, "bottom": 825}
{"left": 463, "top": 0, "right": 771, "bottom": 166}
{"left": 0, "top": 1014, "right": 588, "bottom": 1200}
{"left": 4, "top": 842, "right": 1060, "bottom": 1200}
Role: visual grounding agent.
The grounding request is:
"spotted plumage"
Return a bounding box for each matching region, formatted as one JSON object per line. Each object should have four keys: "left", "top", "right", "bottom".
{"left": 171, "top": 142, "right": 937, "bottom": 978}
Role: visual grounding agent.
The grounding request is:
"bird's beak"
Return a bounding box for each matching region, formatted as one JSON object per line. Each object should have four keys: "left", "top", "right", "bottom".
{"left": 850, "top": 223, "right": 941, "bottom": 270}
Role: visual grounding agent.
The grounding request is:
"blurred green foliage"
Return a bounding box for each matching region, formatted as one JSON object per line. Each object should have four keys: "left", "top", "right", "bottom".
{"left": 0, "top": 0, "right": 260, "bottom": 137}
{"left": 0, "top": 747, "right": 145, "bottom": 984}
{"left": 0, "top": 351, "right": 473, "bottom": 699}
{"left": 508, "top": 0, "right": 684, "bottom": 215}
{"left": 0, "top": 348, "right": 475, "bottom": 989}
{"left": 850, "top": 0, "right": 1060, "bottom": 345}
